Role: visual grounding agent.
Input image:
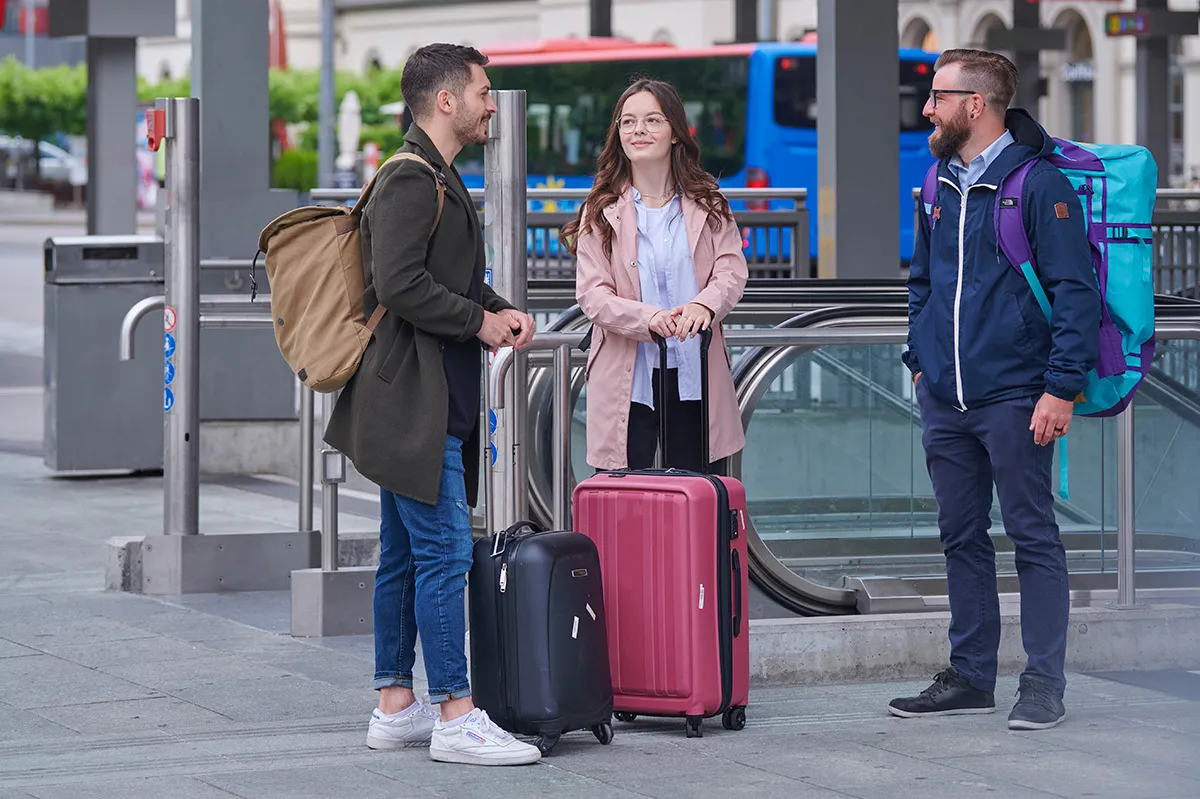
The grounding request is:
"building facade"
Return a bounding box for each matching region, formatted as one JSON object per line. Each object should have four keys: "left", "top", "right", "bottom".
{"left": 136, "top": 0, "right": 1200, "bottom": 185}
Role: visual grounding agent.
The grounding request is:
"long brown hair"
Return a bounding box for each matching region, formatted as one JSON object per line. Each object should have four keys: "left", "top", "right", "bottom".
{"left": 559, "top": 78, "right": 734, "bottom": 257}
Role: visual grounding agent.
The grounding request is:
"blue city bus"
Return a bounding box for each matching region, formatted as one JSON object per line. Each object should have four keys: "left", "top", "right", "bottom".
{"left": 454, "top": 37, "right": 939, "bottom": 269}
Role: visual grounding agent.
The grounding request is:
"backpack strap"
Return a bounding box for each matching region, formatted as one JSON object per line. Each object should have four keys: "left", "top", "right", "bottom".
{"left": 994, "top": 156, "right": 1075, "bottom": 501}
{"left": 919, "top": 163, "right": 938, "bottom": 229}
{"left": 355, "top": 151, "right": 446, "bottom": 239}
{"left": 359, "top": 151, "right": 448, "bottom": 336}
{"left": 994, "top": 158, "right": 1052, "bottom": 320}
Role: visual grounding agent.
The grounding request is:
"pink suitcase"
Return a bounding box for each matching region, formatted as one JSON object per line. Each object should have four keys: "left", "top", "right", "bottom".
{"left": 571, "top": 330, "right": 750, "bottom": 738}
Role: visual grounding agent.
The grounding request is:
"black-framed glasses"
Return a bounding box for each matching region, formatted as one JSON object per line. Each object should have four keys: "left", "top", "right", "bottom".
{"left": 928, "top": 89, "right": 977, "bottom": 107}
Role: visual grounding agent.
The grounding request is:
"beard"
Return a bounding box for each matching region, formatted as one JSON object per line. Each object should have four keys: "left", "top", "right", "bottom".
{"left": 929, "top": 105, "right": 971, "bottom": 160}
{"left": 453, "top": 107, "right": 490, "bottom": 147}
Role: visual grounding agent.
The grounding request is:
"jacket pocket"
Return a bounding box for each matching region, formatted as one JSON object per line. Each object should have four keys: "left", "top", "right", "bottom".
{"left": 1009, "top": 290, "right": 1042, "bottom": 358}
{"left": 376, "top": 332, "right": 415, "bottom": 384}
{"left": 585, "top": 326, "right": 607, "bottom": 381}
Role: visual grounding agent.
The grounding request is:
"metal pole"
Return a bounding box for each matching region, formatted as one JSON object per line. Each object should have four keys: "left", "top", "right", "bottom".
{"left": 320, "top": 391, "right": 344, "bottom": 571}
{"left": 484, "top": 90, "right": 528, "bottom": 530}
{"left": 318, "top": 0, "right": 336, "bottom": 190}
{"left": 757, "top": 0, "right": 778, "bottom": 42}
{"left": 589, "top": 0, "right": 612, "bottom": 37}
{"left": 552, "top": 343, "right": 571, "bottom": 529}
{"left": 1114, "top": 402, "right": 1137, "bottom": 607}
{"left": 735, "top": 0, "right": 758, "bottom": 43}
{"left": 1136, "top": 0, "right": 1172, "bottom": 188}
{"left": 1012, "top": 0, "right": 1041, "bottom": 114}
{"left": 162, "top": 97, "right": 201, "bottom": 536}
{"left": 24, "top": 0, "right": 35, "bottom": 68}
{"left": 482, "top": 356, "right": 495, "bottom": 536}
{"left": 299, "top": 384, "right": 315, "bottom": 532}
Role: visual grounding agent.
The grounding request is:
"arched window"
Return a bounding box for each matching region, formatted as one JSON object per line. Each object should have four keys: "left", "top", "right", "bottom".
{"left": 901, "top": 17, "right": 938, "bottom": 52}
{"left": 1054, "top": 10, "right": 1094, "bottom": 142}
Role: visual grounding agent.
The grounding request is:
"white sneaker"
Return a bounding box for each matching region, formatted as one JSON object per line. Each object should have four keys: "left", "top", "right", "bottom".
{"left": 366, "top": 699, "right": 439, "bottom": 749}
{"left": 429, "top": 708, "right": 542, "bottom": 766}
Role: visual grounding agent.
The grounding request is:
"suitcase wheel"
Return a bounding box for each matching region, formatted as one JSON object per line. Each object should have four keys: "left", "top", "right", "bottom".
{"left": 721, "top": 706, "right": 747, "bottom": 732}
{"left": 685, "top": 716, "right": 703, "bottom": 738}
{"left": 614, "top": 712, "right": 637, "bottom": 723}
{"left": 534, "top": 732, "right": 560, "bottom": 756}
{"left": 592, "top": 722, "right": 614, "bottom": 745}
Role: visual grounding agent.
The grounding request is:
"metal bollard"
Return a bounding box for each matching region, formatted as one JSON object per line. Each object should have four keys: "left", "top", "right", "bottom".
{"left": 483, "top": 89, "right": 529, "bottom": 532}
{"left": 155, "top": 97, "right": 202, "bottom": 537}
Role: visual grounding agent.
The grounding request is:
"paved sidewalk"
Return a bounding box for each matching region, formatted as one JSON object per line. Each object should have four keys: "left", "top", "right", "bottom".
{"left": 1, "top": 449, "right": 1199, "bottom": 798}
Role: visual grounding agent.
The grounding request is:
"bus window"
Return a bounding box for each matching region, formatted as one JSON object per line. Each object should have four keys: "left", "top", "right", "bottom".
{"left": 899, "top": 61, "right": 935, "bottom": 132}
{"left": 773, "top": 57, "right": 817, "bottom": 128}
{"left": 773, "top": 56, "right": 936, "bottom": 132}
{"left": 458, "top": 55, "right": 749, "bottom": 179}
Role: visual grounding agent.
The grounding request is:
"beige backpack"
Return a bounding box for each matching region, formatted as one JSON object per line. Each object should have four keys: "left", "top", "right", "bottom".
{"left": 253, "top": 152, "right": 445, "bottom": 392}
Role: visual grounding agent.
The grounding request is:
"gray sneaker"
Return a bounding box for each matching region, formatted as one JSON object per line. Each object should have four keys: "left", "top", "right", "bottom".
{"left": 1007, "top": 676, "right": 1066, "bottom": 730}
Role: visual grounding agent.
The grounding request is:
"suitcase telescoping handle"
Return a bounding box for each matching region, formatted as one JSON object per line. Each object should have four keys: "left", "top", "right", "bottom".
{"left": 653, "top": 327, "right": 712, "bottom": 473}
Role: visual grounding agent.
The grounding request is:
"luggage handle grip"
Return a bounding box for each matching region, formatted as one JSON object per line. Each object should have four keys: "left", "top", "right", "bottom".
{"left": 731, "top": 549, "right": 743, "bottom": 638}
{"left": 490, "top": 519, "right": 543, "bottom": 557}
{"left": 653, "top": 328, "right": 712, "bottom": 472}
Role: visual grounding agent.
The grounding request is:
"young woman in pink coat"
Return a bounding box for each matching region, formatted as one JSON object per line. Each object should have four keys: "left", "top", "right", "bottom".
{"left": 561, "top": 79, "right": 749, "bottom": 473}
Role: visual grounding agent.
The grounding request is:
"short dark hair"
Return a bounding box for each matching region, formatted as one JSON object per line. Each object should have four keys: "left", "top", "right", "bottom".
{"left": 934, "top": 48, "right": 1019, "bottom": 112}
{"left": 400, "top": 43, "right": 489, "bottom": 121}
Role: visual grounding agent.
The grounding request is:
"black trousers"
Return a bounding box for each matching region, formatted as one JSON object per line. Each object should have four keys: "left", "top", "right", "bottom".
{"left": 626, "top": 368, "right": 725, "bottom": 474}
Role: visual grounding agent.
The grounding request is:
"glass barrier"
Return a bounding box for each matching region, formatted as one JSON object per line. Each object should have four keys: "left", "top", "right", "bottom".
{"left": 734, "top": 335, "right": 1200, "bottom": 591}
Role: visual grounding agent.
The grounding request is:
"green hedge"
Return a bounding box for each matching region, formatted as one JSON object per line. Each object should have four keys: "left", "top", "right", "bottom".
{"left": 272, "top": 149, "right": 319, "bottom": 193}
{"left": 0, "top": 55, "right": 405, "bottom": 140}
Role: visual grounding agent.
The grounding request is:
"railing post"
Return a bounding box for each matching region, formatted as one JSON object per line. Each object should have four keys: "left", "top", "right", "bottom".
{"left": 320, "top": 392, "right": 343, "bottom": 571}
{"left": 299, "top": 384, "right": 315, "bottom": 533}
{"left": 1113, "top": 401, "right": 1138, "bottom": 608}
{"left": 483, "top": 90, "right": 529, "bottom": 532}
{"left": 552, "top": 343, "right": 572, "bottom": 529}
{"left": 159, "top": 97, "right": 202, "bottom": 537}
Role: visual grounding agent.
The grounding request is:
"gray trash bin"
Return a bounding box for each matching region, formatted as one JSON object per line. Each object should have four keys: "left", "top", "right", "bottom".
{"left": 43, "top": 236, "right": 165, "bottom": 473}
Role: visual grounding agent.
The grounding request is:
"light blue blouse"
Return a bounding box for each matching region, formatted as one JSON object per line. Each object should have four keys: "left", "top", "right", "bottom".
{"left": 631, "top": 188, "right": 702, "bottom": 409}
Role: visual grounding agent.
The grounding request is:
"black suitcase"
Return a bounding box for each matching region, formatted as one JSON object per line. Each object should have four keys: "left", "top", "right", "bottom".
{"left": 468, "top": 520, "right": 615, "bottom": 756}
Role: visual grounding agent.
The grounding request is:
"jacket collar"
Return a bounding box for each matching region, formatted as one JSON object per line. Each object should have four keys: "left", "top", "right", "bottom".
{"left": 401, "top": 123, "right": 447, "bottom": 171}
{"left": 600, "top": 184, "right": 707, "bottom": 259}
{"left": 936, "top": 108, "right": 1052, "bottom": 189}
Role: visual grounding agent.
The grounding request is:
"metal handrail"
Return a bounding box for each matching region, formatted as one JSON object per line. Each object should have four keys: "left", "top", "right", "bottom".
{"left": 308, "top": 186, "right": 809, "bottom": 204}
{"left": 489, "top": 319, "right": 1200, "bottom": 610}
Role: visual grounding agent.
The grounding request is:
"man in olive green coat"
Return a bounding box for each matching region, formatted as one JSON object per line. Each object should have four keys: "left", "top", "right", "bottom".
{"left": 324, "top": 43, "right": 540, "bottom": 767}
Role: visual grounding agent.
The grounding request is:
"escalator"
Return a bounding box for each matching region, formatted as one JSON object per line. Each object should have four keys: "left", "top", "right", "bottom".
{"left": 519, "top": 286, "right": 1200, "bottom": 617}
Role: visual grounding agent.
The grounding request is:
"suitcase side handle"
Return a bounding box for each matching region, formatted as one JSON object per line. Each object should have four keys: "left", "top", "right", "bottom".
{"left": 653, "top": 327, "right": 713, "bottom": 472}
{"left": 731, "top": 548, "right": 743, "bottom": 638}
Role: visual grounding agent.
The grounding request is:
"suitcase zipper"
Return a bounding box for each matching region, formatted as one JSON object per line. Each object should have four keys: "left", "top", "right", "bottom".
{"left": 494, "top": 544, "right": 518, "bottom": 718}
{"left": 697, "top": 473, "right": 735, "bottom": 718}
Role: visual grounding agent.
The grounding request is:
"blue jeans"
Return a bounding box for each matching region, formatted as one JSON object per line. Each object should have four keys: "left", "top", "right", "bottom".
{"left": 916, "top": 380, "right": 1069, "bottom": 695}
{"left": 373, "top": 435, "right": 473, "bottom": 704}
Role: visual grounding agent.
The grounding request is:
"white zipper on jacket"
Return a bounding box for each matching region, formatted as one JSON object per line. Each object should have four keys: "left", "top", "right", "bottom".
{"left": 936, "top": 175, "right": 997, "bottom": 412}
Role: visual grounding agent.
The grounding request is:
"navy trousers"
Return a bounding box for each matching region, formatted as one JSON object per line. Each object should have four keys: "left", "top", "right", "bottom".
{"left": 916, "top": 379, "right": 1069, "bottom": 694}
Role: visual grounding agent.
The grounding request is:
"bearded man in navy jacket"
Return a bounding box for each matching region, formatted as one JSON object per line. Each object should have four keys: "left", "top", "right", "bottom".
{"left": 890, "top": 48, "right": 1100, "bottom": 731}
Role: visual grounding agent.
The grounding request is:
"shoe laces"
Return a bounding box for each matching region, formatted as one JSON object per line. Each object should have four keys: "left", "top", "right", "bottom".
{"left": 1016, "top": 679, "right": 1059, "bottom": 709}
{"left": 469, "top": 708, "right": 515, "bottom": 743}
{"left": 920, "top": 668, "right": 959, "bottom": 699}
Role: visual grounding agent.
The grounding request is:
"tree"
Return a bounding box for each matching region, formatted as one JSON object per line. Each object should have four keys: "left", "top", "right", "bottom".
{"left": 0, "top": 57, "right": 87, "bottom": 140}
